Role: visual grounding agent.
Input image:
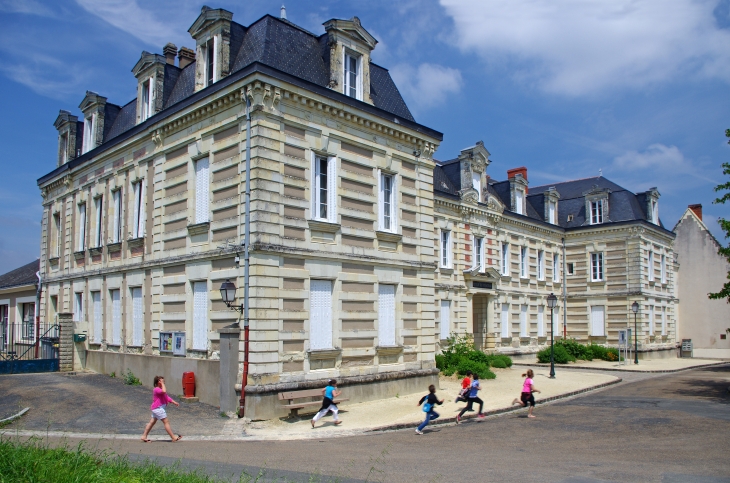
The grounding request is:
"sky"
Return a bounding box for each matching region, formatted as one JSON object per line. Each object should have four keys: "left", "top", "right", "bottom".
{"left": 0, "top": 0, "right": 728, "bottom": 274}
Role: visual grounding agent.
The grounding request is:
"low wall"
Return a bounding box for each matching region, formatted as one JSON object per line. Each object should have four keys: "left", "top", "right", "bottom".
{"left": 85, "top": 351, "right": 220, "bottom": 407}
{"left": 243, "top": 368, "right": 439, "bottom": 420}
{"left": 693, "top": 348, "right": 730, "bottom": 359}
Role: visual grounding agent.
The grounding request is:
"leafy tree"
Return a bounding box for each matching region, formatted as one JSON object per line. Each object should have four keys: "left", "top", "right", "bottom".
{"left": 708, "top": 129, "right": 730, "bottom": 302}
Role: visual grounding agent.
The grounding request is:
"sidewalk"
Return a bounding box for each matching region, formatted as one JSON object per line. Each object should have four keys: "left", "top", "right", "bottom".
{"left": 514, "top": 357, "right": 726, "bottom": 373}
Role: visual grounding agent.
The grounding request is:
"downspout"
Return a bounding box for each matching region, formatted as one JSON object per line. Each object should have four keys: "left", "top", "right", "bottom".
{"left": 35, "top": 271, "right": 42, "bottom": 359}
{"left": 238, "top": 94, "right": 252, "bottom": 418}
{"left": 561, "top": 237, "right": 568, "bottom": 338}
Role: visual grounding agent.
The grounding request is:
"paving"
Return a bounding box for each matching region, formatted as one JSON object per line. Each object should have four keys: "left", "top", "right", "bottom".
{"left": 515, "top": 357, "right": 725, "bottom": 372}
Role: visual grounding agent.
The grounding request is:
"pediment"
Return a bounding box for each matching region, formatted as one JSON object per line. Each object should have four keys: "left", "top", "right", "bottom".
{"left": 583, "top": 184, "right": 611, "bottom": 198}
{"left": 188, "top": 6, "right": 233, "bottom": 38}
{"left": 132, "top": 52, "right": 166, "bottom": 77}
{"left": 323, "top": 17, "right": 377, "bottom": 49}
{"left": 54, "top": 110, "right": 78, "bottom": 130}
{"left": 458, "top": 141, "right": 491, "bottom": 172}
{"left": 463, "top": 267, "right": 501, "bottom": 281}
{"left": 78, "top": 91, "right": 106, "bottom": 113}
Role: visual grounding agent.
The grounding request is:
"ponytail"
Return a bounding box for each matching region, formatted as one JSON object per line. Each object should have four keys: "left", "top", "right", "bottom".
{"left": 522, "top": 369, "right": 534, "bottom": 378}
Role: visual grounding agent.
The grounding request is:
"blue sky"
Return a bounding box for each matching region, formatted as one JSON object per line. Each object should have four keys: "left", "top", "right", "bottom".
{"left": 0, "top": 0, "right": 728, "bottom": 274}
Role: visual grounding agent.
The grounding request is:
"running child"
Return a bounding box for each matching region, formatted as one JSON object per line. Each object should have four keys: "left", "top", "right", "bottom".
{"left": 455, "top": 370, "right": 473, "bottom": 403}
{"left": 512, "top": 369, "right": 540, "bottom": 418}
{"left": 311, "top": 379, "right": 343, "bottom": 428}
{"left": 141, "top": 376, "right": 182, "bottom": 442}
{"left": 456, "top": 373, "right": 485, "bottom": 423}
{"left": 416, "top": 384, "right": 444, "bottom": 435}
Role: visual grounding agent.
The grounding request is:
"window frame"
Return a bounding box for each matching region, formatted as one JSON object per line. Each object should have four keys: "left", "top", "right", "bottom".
{"left": 52, "top": 212, "right": 61, "bottom": 257}
{"left": 343, "top": 50, "right": 362, "bottom": 100}
{"left": 82, "top": 114, "right": 95, "bottom": 154}
{"left": 94, "top": 196, "right": 103, "bottom": 248}
{"left": 112, "top": 189, "right": 122, "bottom": 243}
{"left": 590, "top": 199, "right": 604, "bottom": 224}
{"left": 515, "top": 189, "right": 524, "bottom": 215}
{"left": 501, "top": 242, "right": 510, "bottom": 276}
{"left": 537, "top": 250, "right": 545, "bottom": 281}
{"left": 74, "top": 292, "right": 84, "bottom": 322}
{"left": 132, "top": 180, "right": 145, "bottom": 239}
{"left": 140, "top": 77, "right": 153, "bottom": 122}
{"left": 21, "top": 303, "right": 35, "bottom": 340}
{"left": 77, "top": 202, "right": 86, "bottom": 252}
{"left": 474, "top": 237, "right": 484, "bottom": 272}
{"left": 553, "top": 253, "right": 560, "bottom": 282}
{"left": 440, "top": 229, "right": 452, "bottom": 269}
{"left": 520, "top": 246, "right": 528, "bottom": 279}
{"left": 194, "top": 157, "right": 210, "bottom": 224}
{"left": 660, "top": 254, "right": 666, "bottom": 283}
{"left": 567, "top": 262, "right": 574, "bottom": 275}
{"left": 204, "top": 37, "right": 217, "bottom": 87}
{"left": 651, "top": 200, "right": 659, "bottom": 225}
{"left": 378, "top": 171, "right": 397, "bottom": 233}
{"left": 472, "top": 171, "right": 481, "bottom": 202}
{"left": 590, "top": 252, "right": 604, "bottom": 282}
{"left": 311, "top": 155, "right": 337, "bottom": 223}
{"left": 548, "top": 200, "right": 557, "bottom": 224}
{"left": 648, "top": 250, "right": 655, "bottom": 282}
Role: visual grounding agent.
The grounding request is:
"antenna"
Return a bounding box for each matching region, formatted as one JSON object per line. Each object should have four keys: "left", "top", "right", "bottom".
{"left": 280, "top": 5, "right": 286, "bottom": 19}
{"left": 599, "top": 168, "right": 602, "bottom": 177}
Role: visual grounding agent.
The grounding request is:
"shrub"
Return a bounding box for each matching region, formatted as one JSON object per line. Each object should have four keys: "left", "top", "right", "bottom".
{"left": 537, "top": 344, "right": 576, "bottom": 364}
{"left": 558, "top": 339, "right": 592, "bottom": 360}
{"left": 436, "top": 332, "right": 509, "bottom": 379}
{"left": 606, "top": 347, "right": 620, "bottom": 361}
{"left": 122, "top": 369, "right": 142, "bottom": 386}
{"left": 487, "top": 354, "right": 513, "bottom": 368}
{"left": 587, "top": 344, "right": 608, "bottom": 360}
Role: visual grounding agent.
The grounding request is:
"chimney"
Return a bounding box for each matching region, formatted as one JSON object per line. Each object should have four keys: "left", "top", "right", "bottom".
{"left": 507, "top": 167, "right": 528, "bottom": 194}
{"left": 280, "top": 5, "right": 287, "bottom": 19}
{"left": 178, "top": 46, "right": 195, "bottom": 69}
{"left": 689, "top": 204, "right": 702, "bottom": 221}
{"left": 163, "top": 43, "right": 177, "bottom": 65}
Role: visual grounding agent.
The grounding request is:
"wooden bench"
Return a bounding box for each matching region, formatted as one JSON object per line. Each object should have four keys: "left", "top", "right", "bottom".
{"left": 277, "top": 389, "right": 350, "bottom": 418}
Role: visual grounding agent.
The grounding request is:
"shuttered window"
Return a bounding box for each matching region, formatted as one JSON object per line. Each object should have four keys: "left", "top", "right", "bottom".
{"left": 537, "top": 250, "right": 545, "bottom": 280}
{"left": 111, "top": 289, "right": 121, "bottom": 345}
{"left": 661, "top": 307, "right": 667, "bottom": 336}
{"left": 94, "top": 196, "right": 103, "bottom": 247}
{"left": 520, "top": 305, "right": 528, "bottom": 337}
{"left": 475, "top": 238, "right": 484, "bottom": 272}
{"left": 501, "top": 303, "right": 510, "bottom": 338}
{"left": 553, "top": 253, "right": 560, "bottom": 282}
{"left": 132, "top": 180, "right": 145, "bottom": 238}
{"left": 501, "top": 243, "right": 509, "bottom": 276}
{"left": 515, "top": 189, "right": 524, "bottom": 214}
{"left": 590, "top": 306, "right": 605, "bottom": 337}
{"left": 112, "top": 189, "right": 122, "bottom": 243}
{"left": 309, "top": 280, "right": 333, "bottom": 350}
{"left": 440, "top": 300, "right": 450, "bottom": 340}
{"left": 537, "top": 306, "right": 544, "bottom": 337}
{"left": 131, "top": 287, "right": 143, "bottom": 347}
{"left": 378, "top": 285, "right": 396, "bottom": 347}
{"left": 77, "top": 203, "right": 86, "bottom": 251}
{"left": 649, "top": 305, "right": 655, "bottom": 336}
{"left": 92, "top": 291, "right": 102, "bottom": 344}
{"left": 192, "top": 282, "right": 208, "bottom": 351}
{"left": 195, "top": 157, "right": 210, "bottom": 223}
{"left": 74, "top": 293, "right": 84, "bottom": 322}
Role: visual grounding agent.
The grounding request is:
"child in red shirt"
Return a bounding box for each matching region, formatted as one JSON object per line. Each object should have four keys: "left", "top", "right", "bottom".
{"left": 455, "top": 370, "right": 473, "bottom": 403}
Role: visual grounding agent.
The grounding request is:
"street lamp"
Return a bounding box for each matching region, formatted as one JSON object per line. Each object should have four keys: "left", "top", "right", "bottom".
{"left": 220, "top": 279, "right": 243, "bottom": 313}
{"left": 547, "top": 293, "right": 558, "bottom": 379}
{"left": 631, "top": 301, "right": 639, "bottom": 365}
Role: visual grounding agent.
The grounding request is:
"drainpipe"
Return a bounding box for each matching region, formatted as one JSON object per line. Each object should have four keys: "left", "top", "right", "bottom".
{"left": 561, "top": 237, "right": 567, "bottom": 338}
{"left": 35, "top": 271, "right": 42, "bottom": 359}
{"left": 238, "top": 94, "right": 252, "bottom": 418}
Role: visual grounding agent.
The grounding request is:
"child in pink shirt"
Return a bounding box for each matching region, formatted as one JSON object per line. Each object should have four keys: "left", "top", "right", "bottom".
{"left": 141, "top": 375, "right": 182, "bottom": 442}
{"left": 512, "top": 369, "right": 541, "bottom": 418}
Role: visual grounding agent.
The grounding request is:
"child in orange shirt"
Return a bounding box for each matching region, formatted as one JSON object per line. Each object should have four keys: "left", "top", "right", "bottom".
{"left": 455, "top": 370, "right": 472, "bottom": 403}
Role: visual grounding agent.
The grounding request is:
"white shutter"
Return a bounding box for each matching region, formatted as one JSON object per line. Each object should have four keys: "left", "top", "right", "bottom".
{"left": 94, "top": 197, "right": 102, "bottom": 247}
{"left": 92, "top": 291, "right": 102, "bottom": 343}
{"left": 649, "top": 305, "right": 655, "bottom": 336}
{"left": 111, "top": 289, "right": 121, "bottom": 345}
{"left": 378, "top": 285, "right": 396, "bottom": 347}
{"left": 310, "top": 153, "right": 317, "bottom": 219}
{"left": 192, "top": 281, "right": 208, "bottom": 351}
{"left": 661, "top": 307, "right": 666, "bottom": 335}
{"left": 520, "top": 305, "right": 528, "bottom": 337}
{"left": 553, "top": 306, "right": 560, "bottom": 337}
{"left": 139, "top": 179, "right": 146, "bottom": 236}
{"left": 377, "top": 170, "right": 384, "bottom": 230}
{"left": 78, "top": 204, "right": 86, "bottom": 251}
{"left": 472, "top": 171, "right": 481, "bottom": 195}
{"left": 195, "top": 157, "right": 210, "bottom": 223}
{"left": 309, "top": 280, "right": 333, "bottom": 350}
{"left": 131, "top": 287, "right": 143, "bottom": 347}
{"left": 148, "top": 76, "right": 155, "bottom": 116}
{"left": 132, "top": 181, "right": 140, "bottom": 238}
{"left": 549, "top": 202, "right": 555, "bottom": 224}
{"left": 515, "top": 190, "right": 524, "bottom": 214}
{"left": 590, "top": 306, "right": 605, "bottom": 337}
{"left": 327, "top": 157, "right": 337, "bottom": 223}
{"left": 537, "top": 306, "right": 544, "bottom": 337}
{"left": 112, "top": 190, "right": 120, "bottom": 243}
{"left": 440, "top": 300, "right": 450, "bottom": 340}
{"left": 390, "top": 175, "right": 398, "bottom": 232}
{"left": 501, "top": 303, "right": 510, "bottom": 338}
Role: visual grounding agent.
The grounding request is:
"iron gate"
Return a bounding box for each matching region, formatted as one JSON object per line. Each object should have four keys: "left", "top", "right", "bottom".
{"left": 0, "top": 321, "right": 60, "bottom": 374}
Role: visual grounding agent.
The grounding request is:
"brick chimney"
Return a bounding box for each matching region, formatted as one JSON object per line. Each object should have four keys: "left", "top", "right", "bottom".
{"left": 507, "top": 167, "right": 528, "bottom": 182}
{"left": 178, "top": 46, "right": 195, "bottom": 69}
{"left": 163, "top": 43, "right": 177, "bottom": 65}
{"left": 689, "top": 203, "right": 702, "bottom": 221}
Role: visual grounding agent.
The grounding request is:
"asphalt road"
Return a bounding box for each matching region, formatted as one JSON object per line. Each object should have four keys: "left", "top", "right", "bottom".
{"left": 28, "top": 363, "right": 729, "bottom": 483}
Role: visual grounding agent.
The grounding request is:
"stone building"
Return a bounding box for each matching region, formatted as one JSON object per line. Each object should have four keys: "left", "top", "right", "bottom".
{"left": 674, "top": 204, "right": 730, "bottom": 358}
{"left": 0, "top": 260, "right": 40, "bottom": 351}
{"left": 37, "top": 7, "right": 442, "bottom": 418}
{"left": 432, "top": 144, "right": 678, "bottom": 358}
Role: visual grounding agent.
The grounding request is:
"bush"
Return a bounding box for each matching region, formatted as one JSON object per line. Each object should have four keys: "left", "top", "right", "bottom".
{"left": 486, "top": 354, "right": 513, "bottom": 368}
{"left": 537, "top": 344, "right": 576, "bottom": 364}
{"left": 436, "top": 332, "right": 510, "bottom": 379}
{"left": 606, "top": 347, "right": 620, "bottom": 361}
{"left": 538, "top": 341, "right": 622, "bottom": 364}
{"left": 122, "top": 369, "right": 142, "bottom": 386}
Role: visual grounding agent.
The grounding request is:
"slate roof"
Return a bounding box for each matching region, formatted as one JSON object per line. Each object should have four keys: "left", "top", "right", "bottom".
{"left": 0, "top": 259, "right": 39, "bottom": 290}
{"left": 88, "top": 13, "right": 414, "bottom": 148}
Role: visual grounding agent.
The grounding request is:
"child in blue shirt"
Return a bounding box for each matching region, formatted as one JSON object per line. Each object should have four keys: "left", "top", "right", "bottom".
{"left": 456, "top": 373, "right": 485, "bottom": 423}
{"left": 311, "top": 379, "right": 342, "bottom": 428}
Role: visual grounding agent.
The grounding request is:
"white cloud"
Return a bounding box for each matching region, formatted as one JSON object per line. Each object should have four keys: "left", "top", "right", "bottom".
{"left": 390, "top": 63, "right": 463, "bottom": 112}
{"left": 440, "top": 0, "right": 730, "bottom": 96}
{"left": 0, "top": 0, "right": 54, "bottom": 16}
{"left": 613, "top": 143, "right": 685, "bottom": 171}
{"left": 0, "top": 53, "right": 88, "bottom": 100}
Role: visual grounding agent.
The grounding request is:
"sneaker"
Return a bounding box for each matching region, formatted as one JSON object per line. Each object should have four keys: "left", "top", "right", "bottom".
{"left": 311, "top": 420, "right": 315, "bottom": 428}
{"left": 415, "top": 429, "right": 423, "bottom": 435}
{"left": 477, "top": 413, "right": 485, "bottom": 419}
{"left": 456, "top": 415, "right": 461, "bottom": 424}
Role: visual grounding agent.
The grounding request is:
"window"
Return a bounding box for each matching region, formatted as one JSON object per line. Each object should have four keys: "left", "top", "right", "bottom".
{"left": 131, "top": 287, "right": 143, "bottom": 347}
{"left": 378, "top": 285, "right": 396, "bottom": 347}
{"left": 112, "top": 189, "right": 122, "bottom": 243}
{"left": 501, "top": 303, "right": 510, "bottom": 338}
{"left": 515, "top": 190, "right": 524, "bottom": 215}
{"left": 21, "top": 303, "right": 35, "bottom": 339}
{"left": 82, "top": 115, "right": 95, "bottom": 154}
{"left": 552, "top": 306, "right": 561, "bottom": 337}
{"left": 378, "top": 172, "right": 396, "bottom": 232}
{"left": 548, "top": 200, "right": 557, "bottom": 224}
{"left": 77, "top": 203, "right": 86, "bottom": 251}
{"left": 344, "top": 52, "right": 360, "bottom": 99}
{"left": 553, "top": 253, "right": 560, "bottom": 282}
{"left": 537, "top": 306, "right": 545, "bottom": 337}
{"left": 519, "top": 305, "right": 528, "bottom": 337}
{"left": 660, "top": 254, "right": 666, "bottom": 283}
{"left": 520, "top": 246, "right": 528, "bottom": 278}
{"left": 440, "top": 300, "right": 450, "bottom": 340}
{"left": 74, "top": 293, "right": 83, "bottom": 322}
{"left": 91, "top": 291, "right": 102, "bottom": 344}
{"left": 205, "top": 38, "right": 216, "bottom": 87}
{"left": 651, "top": 200, "right": 659, "bottom": 225}
{"left": 590, "top": 306, "right": 605, "bottom": 337}
{"left": 310, "top": 280, "right": 333, "bottom": 350}
{"left": 501, "top": 243, "right": 509, "bottom": 276}
{"left": 648, "top": 251, "right": 654, "bottom": 281}
{"left": 192, "top": 282, "right": 208, "bottom": 351}
{"left": 195, "top": 157, "right": 210, "bottom": 223}
{"left": 60, "top": 133, "right": 68, "bottom": 164}
{"left": 94, "top": 196, "right": 103, "bottom": 248}
{"left": 537, "top": 250, "right": 545, "bottom": 281}
{"left": 591, "top": 253, "right": 604, "bottom": 281}
{"left": 590, "top": 199, "right": 604, "bottom": 224}
{"left": 474, "top": 237, "right": 484, "bottom": 272}
{"left": 110, "top": 289, "right": 121, "bottom": 345}
{"left": 132, "top": 180, "right": 145, "bottom": 239}
{"left": 52, "top": 213, "right": 61, "bottom": 257}
{"left": 440, "top": 230, "right": 452, "bottom": 268}
{"left": 140, "top": 78, "right": 153, "bottom": 122}
{"left": 567, "top": 263, "right": 574, "bottom": 275}
{"left": 649, "top": 305, "right": 655, "bottom": 336}
{"left": 472, "top": 171, "right": 481, "bottom": 201}
{"left": 661, "top": 306, "right": 667, "bottom": 336}
{"left": 312, "top": 156, "right": 336, "bottom": 223}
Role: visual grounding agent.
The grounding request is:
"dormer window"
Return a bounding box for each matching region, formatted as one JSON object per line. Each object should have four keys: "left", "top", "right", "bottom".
{"left": 651, "top": 200, "right": 659, "bottom": 225}
{"left": 472, "top": 171, "right": 481, "bottom": 202}
{"left": 140, "top": 79, "right": 152, "bottom": 122}
{"left": 548, "top": 200, "right": 557, "bottom": 224}
{"left": 60, "top": 134, "right": 68, "bottom": 164}
{"left": 590, "top": 200, "right": 604, "bottom": 224}
{"left": 82, "top": 115, "right": 95, "bottom": 154}
{"left": 344, "top": 52, "right": 361, "bottom": 100}
{"left": 205, "top": 38, "right": 216, "bottom": 87}
{"left": 515, "top": 189, "right": 524, "bottom": 215}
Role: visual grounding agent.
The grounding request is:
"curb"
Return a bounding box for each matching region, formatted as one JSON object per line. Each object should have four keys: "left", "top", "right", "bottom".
{"left": 0, "top": 408, "right": 29, "bottom": 425}
{"left": 365, "top": 377, "right": 623, "bottom": 433}
{"left": 512, "top": 361, "right": 728, "bottom": 374}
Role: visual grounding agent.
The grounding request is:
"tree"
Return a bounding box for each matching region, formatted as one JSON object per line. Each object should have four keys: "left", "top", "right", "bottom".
{"left": 708, "top": 129, "right": 730, "bottom": 302}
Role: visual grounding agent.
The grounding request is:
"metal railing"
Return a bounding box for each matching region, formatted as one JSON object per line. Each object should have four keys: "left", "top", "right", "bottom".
{"left": 0, "top": 321, "right": 60, "bottom": 361}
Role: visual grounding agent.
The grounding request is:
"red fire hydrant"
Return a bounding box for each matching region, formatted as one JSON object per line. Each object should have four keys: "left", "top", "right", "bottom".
{"left": 182, "top": 371, "right": 196, "bottom": 398}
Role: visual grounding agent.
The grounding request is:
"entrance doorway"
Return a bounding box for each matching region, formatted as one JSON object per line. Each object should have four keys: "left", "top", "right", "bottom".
{"left": 472, "top": 295, "right": 490, "bottom": 351}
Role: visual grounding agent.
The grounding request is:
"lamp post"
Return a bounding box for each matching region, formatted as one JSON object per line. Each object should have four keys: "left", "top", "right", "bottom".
{"left": 219, "top": 279, "right": 248, "bottom": 415}
{"left": 632, "top": 301, "right": 639, "bottom": 365}
{"left": 547, "top": 293, "right": 558, "bottom": 379}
